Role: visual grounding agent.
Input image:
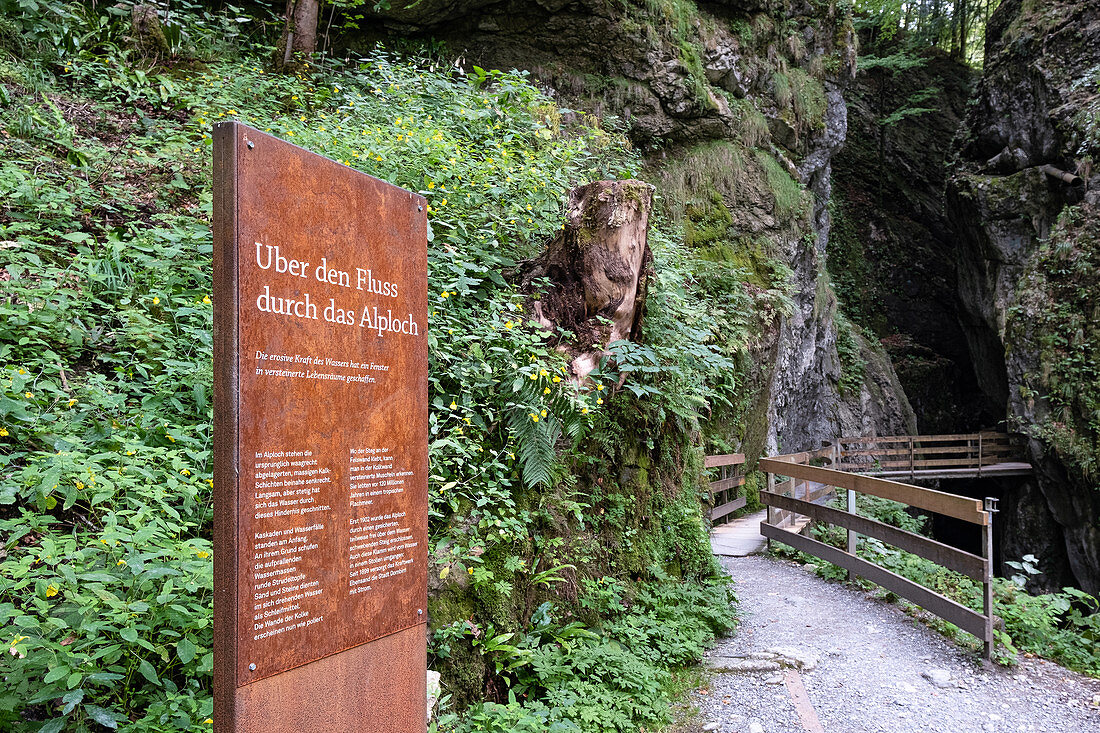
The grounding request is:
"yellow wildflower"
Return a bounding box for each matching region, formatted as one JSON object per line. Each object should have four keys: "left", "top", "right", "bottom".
{"left": 24, "top": 392, "right": 32, "bottom": 399}
{"left": 0, "top": 428, "right": 7, "bottom": 437}
{"left": 152, "top": 296, "right": 160, "bottom": 305}
{"left": 45, "top": 585, "right": 59, "bottom": 598}
{"left": 543, "top": 388, "right": 551, "bottom": 395}
{"left": 117, "top": 560, "right": 127, "bottom": 566}
{"left": 449, "top": 400, "right": 457, "bottom": 410}
{"left": 197, "top": 551, "right": 210, "bottom": 559}
{"left": 67, "top": 398, "right": 76, "bottom": 407}
{"left": 203, "top": 296, "right": 211, "bottom": 304}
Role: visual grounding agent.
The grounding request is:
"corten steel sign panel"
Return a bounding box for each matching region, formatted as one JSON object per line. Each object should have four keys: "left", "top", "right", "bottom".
{"left": 213, "top": 122, "right": 427, "bottom": 731}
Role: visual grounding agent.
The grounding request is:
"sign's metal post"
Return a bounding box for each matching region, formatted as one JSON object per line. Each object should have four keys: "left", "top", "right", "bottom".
{"left": 213, "top": 122, "right": 429, "bottom": 732}
{"left": 982, "top": 496, "right": 999, "bottom": 662}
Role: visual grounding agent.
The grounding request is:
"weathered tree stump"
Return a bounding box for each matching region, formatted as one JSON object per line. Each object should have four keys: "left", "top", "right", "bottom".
{"left": 520, "top": 180, "right": 654, "bottom": 381}
{"left": 130, "top": 5, "right": 170, "bottom": 60}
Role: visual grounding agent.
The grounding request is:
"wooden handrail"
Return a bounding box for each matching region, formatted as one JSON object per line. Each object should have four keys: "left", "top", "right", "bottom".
{"left": 833, "top": 431, "right": 1027, "bottom": 479}
{"left": 757, "top": 433, "right": 1002, "bottom": 660}
{"left": 703, "top": 453, "right": 747, "bottom": 523}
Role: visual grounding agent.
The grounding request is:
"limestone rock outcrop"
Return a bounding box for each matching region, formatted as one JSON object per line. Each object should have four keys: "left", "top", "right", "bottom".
{"left": 946, "top": 0, "right": 1100, "bottom": 593}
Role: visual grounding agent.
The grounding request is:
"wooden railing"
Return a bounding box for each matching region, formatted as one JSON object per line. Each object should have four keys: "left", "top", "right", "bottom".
{"left": 705, "top": 453, "right": 746, "bottom": 523}
{"left": 759, "top": 449, "right": 996, "bottom": 660}
{"left": 836, "top": 432, "right": 1026, "bottom": 479}
{"left": 765, "top": 445, "right": 837, "bottom": 531}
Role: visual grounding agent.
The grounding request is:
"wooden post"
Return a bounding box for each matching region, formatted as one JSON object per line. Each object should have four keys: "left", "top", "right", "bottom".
{"left": 766, "top": 472, "right": 775, "bottom": 551}
{"left": 908, "top": 436, "right": 915, "bottom": 481}
{"left": 982, "top": 498, "right": 996, "bottom": 661}
{"left": 978, "top": 433, "right": 983, "bottom": 478}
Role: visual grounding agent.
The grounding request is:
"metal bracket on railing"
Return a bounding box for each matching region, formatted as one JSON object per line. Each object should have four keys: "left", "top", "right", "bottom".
{"left": 983, "top": 496, "right": 999, "bottom": 514}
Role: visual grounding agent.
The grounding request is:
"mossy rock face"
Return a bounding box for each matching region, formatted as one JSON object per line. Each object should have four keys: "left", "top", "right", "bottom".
{"left": 361, "top": 0, "right": 853, "bottom": 149}
{"left": 685, "top": 189, "right": 733, "bottom": 249}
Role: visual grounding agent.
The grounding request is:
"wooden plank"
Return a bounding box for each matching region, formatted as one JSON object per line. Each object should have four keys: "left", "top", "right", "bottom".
{"left": 842, "top": 445, "right": 986, "bottom": 457}
{"left": 863, "top": 456, "right": 1021, "bottom": 470}
{"left": 761, "top": 492, "right": 986, "bottom": 580}
{"left": 783, "top": 669, "right": 825, "bottom": 733}
{"left": 705, "top": 453, "right": 745, "bottom": 468}
{"left": 841, "top": 447, "right": 919, "bottom": 458}
{"left": 841, "top": 432, "right": 1004, "bottom": 444}
{"left": 710, "top": 495, "right": 748, "bottom": 521}
{"left": 759, "top": 458, "right": 988, "bottom": 525}
{"left": 760, "top": 523, "right": 988, "bottom": 639}
{"left": 771, "top": 450, "right": 813, "bottom": 465}
{"left": 870, "top": 464, "right": 1033, "bottom": 479}
{"left": 710, "top": 476, "right": 745, "bottom": 492}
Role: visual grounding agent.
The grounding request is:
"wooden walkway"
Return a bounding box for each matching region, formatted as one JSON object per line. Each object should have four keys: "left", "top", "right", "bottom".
{"left": 705, "top": 431, "right": 1031, "bottom": 558}
{"left": 710, "top": 509, "right": 767, "bottom": 556}
{"left": 836, "top": 432, "right": 1033, "bottom": 481}
{"left": 867, "top": 461, "right": 1032, "bottom": 480}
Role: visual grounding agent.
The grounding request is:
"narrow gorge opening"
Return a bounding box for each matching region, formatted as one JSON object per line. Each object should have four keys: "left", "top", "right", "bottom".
{"left": 830, "top": 18, "right": 1098, "bottom": 595}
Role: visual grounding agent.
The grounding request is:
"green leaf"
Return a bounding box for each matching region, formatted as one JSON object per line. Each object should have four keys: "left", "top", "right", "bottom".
{"left": 39, "top": 719, "right": 66, "bottom": 733}
{"left": 61, "top": 688, "right": 84, "bottom": 714}
{"left": 84, "top": 704, "right": 119, "bottom": 729}
{"left": 137, "top": 658, "right": 160, "bottom": 685}
{"left": 43, "top": 665, "right": 69, "bottom": 684}
{"left": 176, "top": 637, "right": 196, "bottom": 664}
{"left": 119, "top": 627, "right": 138, "bottom": 643}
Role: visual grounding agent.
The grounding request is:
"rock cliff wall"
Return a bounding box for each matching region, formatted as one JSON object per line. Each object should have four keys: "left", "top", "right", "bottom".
{"left": 946, "top": 0, "right": 1100, "bottom": 593}
{"left": 362, "top": 0, "right": 915, "bottom": 457}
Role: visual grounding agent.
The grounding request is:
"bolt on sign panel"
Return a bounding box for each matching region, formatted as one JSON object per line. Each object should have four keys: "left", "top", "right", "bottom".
{"left": 213, "top": 122, "right": 428, "bottom": 729}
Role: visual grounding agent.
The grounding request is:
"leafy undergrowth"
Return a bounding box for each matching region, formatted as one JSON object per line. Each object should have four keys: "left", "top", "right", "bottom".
{"left": 433, "top": 572, "right": 736, "bottom": 733}
{"left": 0, "top": 3, "right": 744, "bottom": 731}
{"left": 772, "top": 496, "right": 1100, "bottom": 675}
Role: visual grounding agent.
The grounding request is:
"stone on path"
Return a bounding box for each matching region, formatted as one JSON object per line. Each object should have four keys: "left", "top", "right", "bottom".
{"left": 922, "top": 668, "right": 953, "bottom": 688}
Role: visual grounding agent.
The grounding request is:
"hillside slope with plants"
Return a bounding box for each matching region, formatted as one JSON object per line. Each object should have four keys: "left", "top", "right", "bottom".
{"left": 0, "top": 4, "right": 751, "bottom": 732}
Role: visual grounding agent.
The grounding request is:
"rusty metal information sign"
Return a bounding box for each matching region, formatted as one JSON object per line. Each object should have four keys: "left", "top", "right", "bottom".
{"left": 213, "top": 122, "right": 428, "bottom": 729}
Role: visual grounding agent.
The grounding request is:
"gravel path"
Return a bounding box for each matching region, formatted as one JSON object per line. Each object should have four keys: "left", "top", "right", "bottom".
{"left": 686, "top": 555, "right": 1100, "bottom": 733}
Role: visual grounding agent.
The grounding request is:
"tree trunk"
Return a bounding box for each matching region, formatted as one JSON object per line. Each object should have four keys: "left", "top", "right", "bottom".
{"left": 519, "top": 180, "right": 654, "bottom": 383}
{"left": 273, "top": 0, "right": 320, "bottom": 72}
{"left": 131, "top": 4, "right": 170, "bottom": 61}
